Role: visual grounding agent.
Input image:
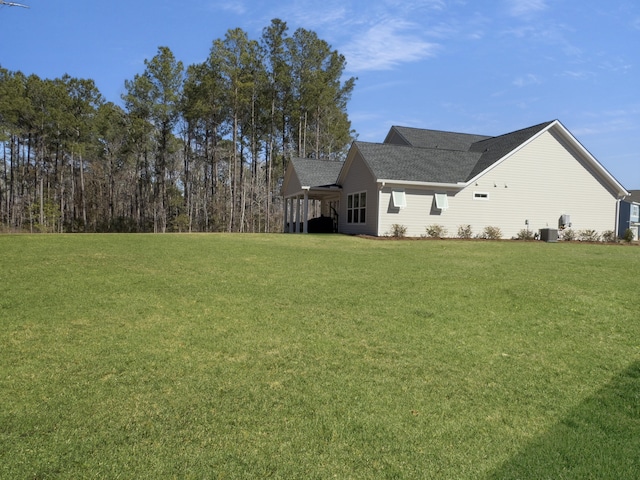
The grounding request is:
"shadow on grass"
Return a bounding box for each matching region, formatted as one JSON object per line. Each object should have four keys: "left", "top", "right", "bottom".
{"left": 487, "top": 361, "right": 640, "bottom": 479}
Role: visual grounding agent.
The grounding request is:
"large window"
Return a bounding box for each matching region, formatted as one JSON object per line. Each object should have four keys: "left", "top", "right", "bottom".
{"left": 347, "top": 191, "right": 366, "bottom": 224}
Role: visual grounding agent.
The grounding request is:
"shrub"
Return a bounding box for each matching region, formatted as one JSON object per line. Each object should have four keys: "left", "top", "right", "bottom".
{"left": 457, "top": 224, "right": 473, "bottom": 239}
{"left": 516, "top": 229, "right": 536, "bottom": 241}
{"left": 560, "top": 228, "right": 575, "bottom": 241}
{"left": 390, "top": 224, "right": 407, "bottom": 238}
{"left": 481, "top": 226, "right": 503, "bottom": 240}
{"left": 578, "top": 229, "right": 600, "bottom": 242}
{"left": 426, "top": 224, "right": 447, "bottom": 239}
{"left": 601, "top": 230, "right": 617, "bottom": 243}
{"left": 623, "top": 228, "right": 634, "bottom": 243}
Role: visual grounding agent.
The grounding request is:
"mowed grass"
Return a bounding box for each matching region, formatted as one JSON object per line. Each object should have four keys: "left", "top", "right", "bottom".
{"left": 1, "top": 233, "right": 639, "bottom": 479}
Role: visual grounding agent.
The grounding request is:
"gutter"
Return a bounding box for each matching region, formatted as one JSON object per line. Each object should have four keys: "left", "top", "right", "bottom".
{"left": 377, "top": 179, "right": 466, "bottom": 189}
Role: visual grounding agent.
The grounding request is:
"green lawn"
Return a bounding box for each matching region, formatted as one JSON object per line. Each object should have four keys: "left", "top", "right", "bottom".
{"left": 1, "top": 234, "right": 639, "bottom": 479}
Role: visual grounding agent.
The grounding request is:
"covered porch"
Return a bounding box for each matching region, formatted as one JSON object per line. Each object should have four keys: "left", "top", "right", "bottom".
{"left": 280, "top": 157, "right": 345, "bottom": 234}
{"left": 283, "top": 186, "right": 341, "bottom": 234}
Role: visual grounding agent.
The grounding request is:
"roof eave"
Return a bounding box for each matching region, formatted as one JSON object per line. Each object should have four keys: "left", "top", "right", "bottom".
{"left": 378, "top": 179, "right": 466, "bottom": 189}
{"left": 552, "top": 121, "right": 630, "bottom": 197}
{"left": 465, "top": 120, "right": 629, "bottom": 197}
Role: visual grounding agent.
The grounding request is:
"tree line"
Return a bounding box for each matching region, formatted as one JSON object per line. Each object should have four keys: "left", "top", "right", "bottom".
{"left": 0, "top": 19, "right": 356, "bottom": 233}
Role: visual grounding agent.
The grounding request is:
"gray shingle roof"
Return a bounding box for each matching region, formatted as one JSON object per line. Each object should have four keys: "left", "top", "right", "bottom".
{"left": 354, "top": 142, "right": 482, "bottom": 184}
{"left": 387, "top": 126, "right": 491, "bottom": 151}
{"left": 290, "top": 121, "right": 559, "bottom": 187}
{"left": 359, "top": 120, "right": 555, "bottom": 184}
{"left": 290, "top": 158, "right": 343, "bottom": 187}
{"left": 627, "top": 190, "right": 640, "bottom": 203}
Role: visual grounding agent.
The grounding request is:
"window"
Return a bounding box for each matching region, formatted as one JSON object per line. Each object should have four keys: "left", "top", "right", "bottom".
{"left": 347, "top": 192, "right": 366, "bottom": 224}
{"left": 474, "top": 192, "right": 489, "bottom": 200}
{"left": 434, "top": 193, "right": 449, "bottom": 211}
{"left": 631, "top": 204, "right": 640, "bottom": 223}
{"left": 391, "top": 190, "right": 406, "bottom": 209}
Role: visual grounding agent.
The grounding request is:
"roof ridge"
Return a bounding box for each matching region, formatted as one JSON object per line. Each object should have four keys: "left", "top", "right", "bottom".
{"left": 291, "top": 156, "right": 344, "bottom": 162}
{"left": 391, "top": 125, "right": 492, "bottom": 137}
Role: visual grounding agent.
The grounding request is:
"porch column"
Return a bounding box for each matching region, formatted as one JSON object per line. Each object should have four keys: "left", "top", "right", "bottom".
{"left": 295, "top": 196, "right": 300, "bottom": 233}
{"left": 283, "top": 197, "right": 289, "bottom": 233}
{"left": 303, "top": 191, "right": 309, "bottom": 234}
{"left": 288, "top": 198, "right": 295, "bottom": 233}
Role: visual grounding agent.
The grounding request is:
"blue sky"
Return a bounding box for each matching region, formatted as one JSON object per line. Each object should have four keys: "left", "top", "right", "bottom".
{"left": 2, "top": 0, "right": 639, "bottom": 189}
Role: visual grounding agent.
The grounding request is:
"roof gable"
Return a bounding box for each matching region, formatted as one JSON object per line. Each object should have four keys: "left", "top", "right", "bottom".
{"left": 289, "top": 158, "right": 343, "bottom": 188}
{"left": 466, "top": 120, "right": 555, "bottom": 181}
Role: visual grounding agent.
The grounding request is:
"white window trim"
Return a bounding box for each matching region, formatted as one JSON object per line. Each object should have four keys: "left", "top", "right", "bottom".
{"left": 347, "top": 191, "right": 367, "bottom": 224}
{"left": 434, "top": 193, "right": 449, "bottom": 211}
{"left": 391, "top": 189, "right": 406, "bottom": 209}
{"left": 473, "top": 192, "right": 490, "bottom": 200}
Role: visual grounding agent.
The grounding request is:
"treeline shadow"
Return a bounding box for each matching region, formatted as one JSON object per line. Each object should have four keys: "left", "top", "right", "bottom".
{"left": 487, "top": 360, "right": 640, "bottom": 479}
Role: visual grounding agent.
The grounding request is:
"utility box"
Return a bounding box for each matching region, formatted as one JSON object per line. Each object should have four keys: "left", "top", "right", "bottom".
{"left": 540, "top": 228, "right": 558, "bottom": 242}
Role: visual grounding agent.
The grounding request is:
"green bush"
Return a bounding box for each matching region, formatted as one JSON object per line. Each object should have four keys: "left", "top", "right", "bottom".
{"left": 457, "top": 224, "right": 473, "bottom": 239}
{"left": 623, "top": 228, "right": 634, "bottom": 243}
{"left": 426, "top": 224, "right": 447, "bottom": 238}
{"left": 516, "top": 229, "right": 536, "bottom": 240}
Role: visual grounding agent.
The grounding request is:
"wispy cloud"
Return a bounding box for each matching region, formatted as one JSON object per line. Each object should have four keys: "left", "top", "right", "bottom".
{"left": 506, "top": 0, "right": 548, "bottom": 17}
{"left": 262, "top": 0, "right": 452, "bottom": 72}
{"left": 502, "top": 23, "right": 582, "bottom": 58}
{"left": 572, "top": 119, "right": 635, "bottom": 137}
{"left": 513, "top": 73, "right": 542, "bottom": 87}
{"left": 561, "top": 70, "right": 594, "bottom": 80}
{"left": 207, "top": 1, "right": 247, "bottom": 15}
{"left": 342, "top": 19, "right": 440, "bottom": 71}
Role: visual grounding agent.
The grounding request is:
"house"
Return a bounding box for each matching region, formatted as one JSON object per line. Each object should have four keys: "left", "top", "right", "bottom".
{"left": 281, "top": 120, "right": 630, "bottom": 238}
{"left": 618, "top": 190, "right": 640, "bottom": 240}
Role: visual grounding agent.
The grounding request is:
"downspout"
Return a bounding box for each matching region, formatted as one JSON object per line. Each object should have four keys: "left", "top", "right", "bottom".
{"left": 616, "top": 193, "right": 627, "bottom": 237}
{"left": 615, "top": 197, "right": 620, "bottom": 236}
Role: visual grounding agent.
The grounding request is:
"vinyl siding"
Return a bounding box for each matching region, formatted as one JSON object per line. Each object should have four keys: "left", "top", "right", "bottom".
{"left": 339, "top": 153, "right": 378, "bottom": 235}
{"left": 377, "top": 130, "right": 619, "bottom": 238}
{"left": 378, "top": 187, "right": 450, "bottom": 237}
{"left": 282, "top": 167, "right": 302, "bottom": 197}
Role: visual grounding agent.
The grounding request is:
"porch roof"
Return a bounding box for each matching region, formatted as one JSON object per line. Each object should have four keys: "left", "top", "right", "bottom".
{"left": 283, "top": 157, "right": 343, "bottom": 199}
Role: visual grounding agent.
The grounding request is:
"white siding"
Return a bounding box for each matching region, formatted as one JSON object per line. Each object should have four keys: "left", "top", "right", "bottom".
{"left": 339, "top": 153, "right": 379, "bottom": 235}
{"left": 378, "top": 130, "right": 619, "bottom": 238}
{"left": 282, "top": 165, "right": 302, "bottom": 197}
{"left": 378, "top": 187, "right": 447, "bottom": 237}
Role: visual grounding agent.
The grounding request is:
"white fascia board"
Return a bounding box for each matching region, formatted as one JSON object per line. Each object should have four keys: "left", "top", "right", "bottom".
{"left": 377, "top": 179, "right": 465, "bottom": 190}
{"left": 552, "top": 121, "right": 629, "bottom": 197}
